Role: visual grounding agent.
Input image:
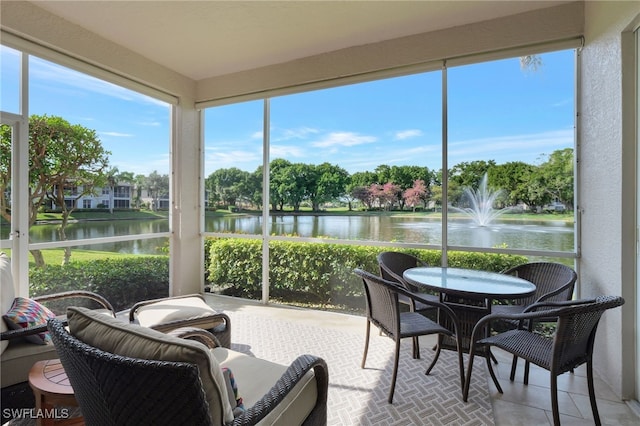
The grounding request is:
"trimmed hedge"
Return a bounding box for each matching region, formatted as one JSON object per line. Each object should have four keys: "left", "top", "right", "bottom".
{"left": 207, "top": 238, "right": 528, "bottom": 306}
{"left": 27, "top": 241, "right": 528, "bottom": 313}
{"left": 29, "top": 256, "right": 169, "bottom": 312}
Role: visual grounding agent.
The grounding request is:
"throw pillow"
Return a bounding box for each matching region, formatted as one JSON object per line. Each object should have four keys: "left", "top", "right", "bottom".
{"left": 3, "top": 297, "right": 56, "bottom": 344}
{"left": 222, "top": 367, "right": 245, "bottom": 417}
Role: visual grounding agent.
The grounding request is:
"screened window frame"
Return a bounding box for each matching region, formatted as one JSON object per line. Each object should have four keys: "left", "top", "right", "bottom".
{"left": 1, "top": 39, "right": 176, "bottom": 293}
{"left": 201, "top": 43, "right": 581, "bottom": 302}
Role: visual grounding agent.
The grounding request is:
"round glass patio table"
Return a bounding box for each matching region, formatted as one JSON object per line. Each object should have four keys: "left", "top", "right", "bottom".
{"left": 403, "top": 267, "right": 536, "bottom": 301}
{"left": 402, "top": 266, "right": 537, "bottom": 361}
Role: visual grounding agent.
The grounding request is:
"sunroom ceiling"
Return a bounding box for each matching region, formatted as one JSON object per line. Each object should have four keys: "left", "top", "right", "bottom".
{"left": 30, "top": 0, "right": 572, "bottom": 81}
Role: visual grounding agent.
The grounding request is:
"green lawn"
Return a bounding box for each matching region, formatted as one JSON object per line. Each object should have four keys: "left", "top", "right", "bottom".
{"left": 1, "top": 248, "right": 142, "bottom": 267}
{"left": 36, "top": 210, "right": 168, "bottom": 222}
{"left": 205, "top": 207, "right": 574, "bottom": 223}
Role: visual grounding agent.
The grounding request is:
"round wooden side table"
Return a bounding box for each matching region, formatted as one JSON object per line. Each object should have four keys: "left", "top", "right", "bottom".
{"left": 28, "top": 359, "right": 84, "bottom": 426}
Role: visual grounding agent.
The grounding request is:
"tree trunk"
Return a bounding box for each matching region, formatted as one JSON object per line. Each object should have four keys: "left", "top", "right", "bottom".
{"left": 30, "top": 249, "right": 46, "bottom": 268}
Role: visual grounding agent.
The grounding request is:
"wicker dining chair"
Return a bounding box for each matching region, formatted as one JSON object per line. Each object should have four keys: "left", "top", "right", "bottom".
{"left": 494, "top": 262, "right": 577, "bottom": 320}
{"left": 493, "top": 262, "right": 577, "bottom": 376}
{"left": 354, "top": 268, "right": 464, "bottom": 403}
{"left": 463, "top": 295, "right": 625, "bottom": 426}
{"left": 377, "top": 251, "right": 439, "bottom": 357}
{"left": 377, "top": 251, "right": 439, "bottom": 311}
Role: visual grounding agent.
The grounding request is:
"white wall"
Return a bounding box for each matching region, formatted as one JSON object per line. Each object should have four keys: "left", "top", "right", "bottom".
{"left": 580, "top": 0, "right": 640, "bottom": 399}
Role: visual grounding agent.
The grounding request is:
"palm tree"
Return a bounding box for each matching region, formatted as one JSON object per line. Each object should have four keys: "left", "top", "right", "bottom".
{"left": 105, "top": 167, "right": 119, "bottom": 214}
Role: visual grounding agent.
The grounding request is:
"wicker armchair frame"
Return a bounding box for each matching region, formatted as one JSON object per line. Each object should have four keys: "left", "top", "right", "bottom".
{"left": 463, "top": 295, "right": 625, "bottom": 426}
{"left": 354, "top": 268, "right": 464, "bottom": 403}
{"left": 1, "top": 290, "right": 115, "bottom": 343}
{"left": 48, "top": 318, "right": 329, "bottom": 426}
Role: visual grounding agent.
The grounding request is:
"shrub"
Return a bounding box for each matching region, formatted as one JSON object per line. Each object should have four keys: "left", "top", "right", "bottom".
{"left": 207, "top": 238, "right": 527, "bottom": 306}
{"left": 29, "top": 256, "right": 169, "bottom": 312}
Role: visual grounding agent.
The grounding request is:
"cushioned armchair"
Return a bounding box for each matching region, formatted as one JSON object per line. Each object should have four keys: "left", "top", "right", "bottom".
{"left": 49, "top": 306, "right": 329, "bottom": 425}
{"left": 129, "top": 293, "right": 232, "bottom": 348}
{"left": 0, "top": 252, "right": 115, "bottom": 419}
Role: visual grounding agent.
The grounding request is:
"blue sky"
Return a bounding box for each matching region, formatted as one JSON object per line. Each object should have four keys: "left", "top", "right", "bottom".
{"left": 2, "top": 46, "right": 574, "bottom": 178}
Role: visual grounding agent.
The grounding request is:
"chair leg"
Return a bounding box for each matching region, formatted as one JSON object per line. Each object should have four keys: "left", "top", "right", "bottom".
{"left": 587, "top": 359, "right": 602, "bottom": 426}
{"left": 485, "top": 352, "right": 503, "bottom": 394}
{"left": 388, "top": 339, "right": 401, "bottom": 403}
{"left": 425, "top": 336, "right": 442, "bottom": 375}
{"left": 551, "top": 373, "right": 560, "bottom": 426}
{"left": 412, "top": 336, "right": 420, "bottom": 359}
{"left": 361, "top": 321, "right": 371, "bottom": 369}
{"left": 463, "top": 343, "right": 476, "bottom": 402}
{"left": 456, "top": 340, "right": 465, "bottom": 394}
{"left": 509, "top": 355, "right": 518, "bottom": 381}
{"left": 490, "top": 349, "right": 499, "bottom": 365}
{"left": 524, "top": 360, "right": 531, "bottom": 385}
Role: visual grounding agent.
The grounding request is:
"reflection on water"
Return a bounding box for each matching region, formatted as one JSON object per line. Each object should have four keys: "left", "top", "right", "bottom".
{"left": 5, "top": 215, "right": 573, "bottom": 255}
{"left": 202, "top": 215, "right": 573, "bottom": 251}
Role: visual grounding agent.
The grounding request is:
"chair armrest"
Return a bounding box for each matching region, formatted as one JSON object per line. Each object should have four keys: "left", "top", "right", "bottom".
{"left": 1, "top": 322, "right": 57, "bottom": 341}
{"left": 34, "top": 290, "right": 116, "bottom": 317}
{"left": 468, "top": 304, "right": 579, "bottom": 345}
{"left": 534, "top": 280, "right": 576, "bottom": 304}
{"left": 232, "top": 354, "right": 329, "bottom": 426}
{"left": 168, "top": 327, "right": 221, "bottom": 349}
{"left": 128, "top": 294, "right": 203, "bottom": 322}
{"left": 523, "top": 298, "right": 594, "bottom": 313}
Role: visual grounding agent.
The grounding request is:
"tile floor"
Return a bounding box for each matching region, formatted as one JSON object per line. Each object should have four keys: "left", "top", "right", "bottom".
{"left": 203, "top": 294, "right": 640, "bottom": 425}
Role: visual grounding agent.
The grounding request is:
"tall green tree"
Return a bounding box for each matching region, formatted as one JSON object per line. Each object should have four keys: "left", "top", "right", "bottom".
{"left": 206, "top": 167, "right": 250, "bottom": 207}
{"left": 104, "top": 168, "right": 134, "bottom": 213}
{"left": 279, "top": 162, "right": 312, "bottom": 211}
{"left": 269, "top": 159, "right": 293, "bottom": 211}
{"left": 0, "top": 115, "right": 111, "bottom": 266}
{"left": 537, "top": 148, "right": 574, "bottom": 209}
{"left": 448, "top": 160, "right": 496, "bottom": 204}
{"left": 145, "top": 170, "right": 169, "bottom": 211}
{"left": 489, "top": 161, "right": 537, "bottom": 207}
{"left": 308, "top": 163, "right": 349, "bottom": 211}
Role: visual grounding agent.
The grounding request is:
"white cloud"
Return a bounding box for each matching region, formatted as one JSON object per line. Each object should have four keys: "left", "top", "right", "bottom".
{"left": 270, "top": 144, "right": 305, "bottom": 158}
{"left": 274, "top": 126, "right": 320, "bottom": 141}
{"left": 29, "top": 57, "right": 169, "bottom": 107}
{"left": 100, "top": 131, "right": 133, "bottom": 137}
{"left": 552, "top": 98, "right": 572, "bottom": 107}
{"left": 113, "top": 154, "right": 170, "bottom": 176}
{"left": 394, "top": 129, "right": 423, "bottom": 140}
{"left": 448, "top": 129, "right": 574, "bottom": 164}
{"left": 311, "top": 132, "right": 377, "bottom": 148}
{"left": 136, "top": 120, "right": 162, "bottom": 127}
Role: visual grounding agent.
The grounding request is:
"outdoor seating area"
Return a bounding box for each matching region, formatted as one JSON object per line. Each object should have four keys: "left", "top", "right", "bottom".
{"left": 1, "top": 287, "right": 637, "bottom": 425}
{"left": 49, "top": 307, "right": 328, "bottom": 425}
{"left": 1, "top": 248, "right": 637, "bottom": 425}
{"left": 0, "top": 239, "right": 636, "bottom": 426}
{"left": 1, "top": 2, "right": 639, "bottom": 424}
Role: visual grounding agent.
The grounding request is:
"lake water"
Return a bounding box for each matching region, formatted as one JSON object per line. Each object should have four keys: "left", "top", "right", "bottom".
{"left": 12, "top": 214, "right": 574, "bottom": 254}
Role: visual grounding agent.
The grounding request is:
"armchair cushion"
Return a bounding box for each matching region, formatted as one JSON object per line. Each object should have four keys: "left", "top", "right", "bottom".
{"left": 67, "top": 306, "right": 234, "bottom": 424}
{"left": 133, "top": 295, "right": 223, "bottom": 331}
{"left": 213, "top": 347, "right": 319, "bottom": 425}
{"left": 3, "top": 297, "right": 56, "bottom": 344}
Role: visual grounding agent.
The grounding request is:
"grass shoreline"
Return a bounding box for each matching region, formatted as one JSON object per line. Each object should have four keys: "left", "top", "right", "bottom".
{"left": 26, "top": 208, "right": 574, "bottom": 224}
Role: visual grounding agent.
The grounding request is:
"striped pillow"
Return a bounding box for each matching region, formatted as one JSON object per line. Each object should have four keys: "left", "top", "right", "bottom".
{"left": 3, "top": 297, "right": 56, "bottom": 344}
